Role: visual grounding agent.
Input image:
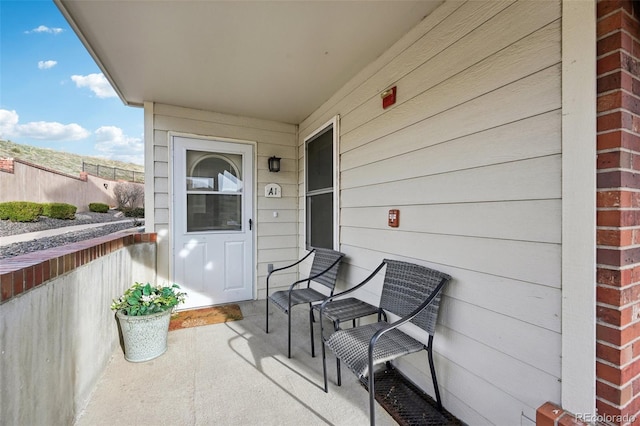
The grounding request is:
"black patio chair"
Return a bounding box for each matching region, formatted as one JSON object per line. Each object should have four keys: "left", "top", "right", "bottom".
{"left": 265, "top": 247, "right": 345, "bottom": 358}
{"left": 320, "top": 259, "right": 451, "bottom": 426}
{"left": 312, "top": 296, "right": 382, "bottom": 388}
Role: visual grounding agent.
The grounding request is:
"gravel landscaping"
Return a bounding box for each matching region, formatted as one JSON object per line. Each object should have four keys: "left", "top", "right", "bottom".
{"left": 0, "top": 211, "right": 144, "bottom": 260}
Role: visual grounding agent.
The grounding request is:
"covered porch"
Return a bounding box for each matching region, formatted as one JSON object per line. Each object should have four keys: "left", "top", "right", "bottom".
{"left": 76, "top": 301, "right": 405, "bottom": 425}
{"left": 5, "top": 0, "right": 632, "bottom": 424}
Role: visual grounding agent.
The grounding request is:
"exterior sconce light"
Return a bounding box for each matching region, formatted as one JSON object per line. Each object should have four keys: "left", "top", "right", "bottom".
{"left": 268, "top": 156, "right": 281, "bottom": 173}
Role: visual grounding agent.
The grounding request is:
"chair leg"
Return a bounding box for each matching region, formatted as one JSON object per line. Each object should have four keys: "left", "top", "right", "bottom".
{"left": 287, "top": 309, "right": 292, "bottom": 358}
{"left": 368, "top": 371, "right": 376, "bottom": 426}
{"left": 322, "top": 337, "right": 329, "bottom": 392}
{"left": 427, "top": 335, "right": 443, "bottom": 410}
{"left": 309, "top": 308, "right": 316, "bottom": 357}
{"left": 368, "top": 347, "right": 376, "bottom": 426}
{"left": 334, "top": 321, "right": 342, "bottom": 386}
{"left": 265, "top": 298, "right": 269, "bottom": 333}
{"left": 320, "top": 308, "right": 329, "bottom": 392}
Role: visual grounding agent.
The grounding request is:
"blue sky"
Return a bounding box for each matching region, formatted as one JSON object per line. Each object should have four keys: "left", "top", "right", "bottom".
{"left": 0, "top": 0, "right": 144, "bottom": 165}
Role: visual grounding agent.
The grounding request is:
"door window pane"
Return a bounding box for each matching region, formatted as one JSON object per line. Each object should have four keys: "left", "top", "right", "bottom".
{"left": 185, "top": 150, "right": 243, "bottom": 232}
{"left": 186, "top": 151, "right": 242, "bottom": 192}
{"left": 187, "top": 194, "right": 241, "bottom": 231}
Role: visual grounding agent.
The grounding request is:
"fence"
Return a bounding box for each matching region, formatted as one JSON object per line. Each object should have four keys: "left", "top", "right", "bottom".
{"left": 0, "top": 158, "right": 144, "bottom": 212}
{"left": 82, "top": 161, "right": 144, "bottom": 183}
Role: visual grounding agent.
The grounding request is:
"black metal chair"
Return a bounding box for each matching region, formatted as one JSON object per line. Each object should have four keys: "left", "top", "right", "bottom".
{"left": 312, "top": 297, "right": 382, "bottom": 388}
{"left": 320, "top": 259, "right": 451, "bottom": 426}
{"left": 265, "top": 248, "right": 345, "bottom": 358}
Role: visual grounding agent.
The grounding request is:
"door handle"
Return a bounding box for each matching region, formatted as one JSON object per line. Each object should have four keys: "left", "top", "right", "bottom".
{"left": 249, "top": 218, "right": 252, "bottom": 231}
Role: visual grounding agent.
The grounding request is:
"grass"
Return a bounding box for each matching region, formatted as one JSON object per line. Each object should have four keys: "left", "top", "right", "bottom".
{"left": 0, "top": 139, "right": 144, "bottom": 181}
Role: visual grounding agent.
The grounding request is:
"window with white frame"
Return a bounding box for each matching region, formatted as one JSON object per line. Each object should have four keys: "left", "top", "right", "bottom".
{"left": 305, "top": 117, "right": 338, "bottom": 250}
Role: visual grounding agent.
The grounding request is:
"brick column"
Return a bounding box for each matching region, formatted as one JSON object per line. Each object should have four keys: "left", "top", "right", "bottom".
{"left": 0, "top": 158, "right": 15, "bottom": 173}
{"left": 596, "top": 1, "right": 640, "bottom": 423}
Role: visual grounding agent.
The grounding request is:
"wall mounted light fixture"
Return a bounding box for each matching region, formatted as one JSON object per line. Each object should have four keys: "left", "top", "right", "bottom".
{"left": 268, "top": 156, "right": 281, "bottom": 172}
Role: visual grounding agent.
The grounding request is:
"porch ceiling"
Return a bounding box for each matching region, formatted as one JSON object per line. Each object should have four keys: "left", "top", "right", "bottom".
{"left": 55, "top": 0, "right": 443, "bottom": 124}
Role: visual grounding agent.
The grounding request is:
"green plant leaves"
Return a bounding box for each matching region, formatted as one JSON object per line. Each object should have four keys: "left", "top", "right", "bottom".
{"left": 111, "top": 282, "right": 187, "bottom": 316}
{"left": 142, "top": 284, "right": 152, "bottom": 296}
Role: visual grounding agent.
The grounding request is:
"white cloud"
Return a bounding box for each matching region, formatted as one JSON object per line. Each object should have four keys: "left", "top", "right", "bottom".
{"left": 94, "top": 126, "right": 144, "bottom": 165}
{"left": 18, "top": 122, "right": 90, "bottom": 140}
{"left": 25, "top": 25, "right": 64, "bottom": 35}
{"left": 0, "top": 109, "right": 90, "bottom": 141}
{"left": 38, "top": 60, "right": 57, "bottom": 70}
{"left": 0, "top": 110, "right": 19, "bottom": 136}
{"left": 0, "top": 110, "right": 142, "bottom": 164}
{"left": 71, "top": 73, "right": 117, "bottom": 98}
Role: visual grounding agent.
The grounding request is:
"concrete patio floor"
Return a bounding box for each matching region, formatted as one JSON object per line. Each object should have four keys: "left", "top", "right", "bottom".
{"left": 75, "top": 301, "right": 397, "bottom": 426}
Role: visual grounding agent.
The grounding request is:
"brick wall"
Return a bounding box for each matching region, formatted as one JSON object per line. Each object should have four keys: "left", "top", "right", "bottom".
{"left": 597, "top": 0, "right": 640, "bottom": 423}
{"left": 0, "top": 158, "right": 15, "bottom": 173}
{"left": 0, "top": 232, "right": 157, "bottom": 304}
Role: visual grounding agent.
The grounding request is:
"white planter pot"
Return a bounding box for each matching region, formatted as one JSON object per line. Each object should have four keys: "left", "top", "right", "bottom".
{"left": 116, "top": 309, "right": 172, "bottom": 362}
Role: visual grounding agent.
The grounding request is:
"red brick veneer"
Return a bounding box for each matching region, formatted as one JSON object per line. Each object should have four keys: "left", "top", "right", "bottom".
{"left": 596, "top": 0, "right": 640, "bottom": 422}
{"left": 0, "top": 158, "right": 15, "bottom": 173}
{"left": 0, "top": 232, "right": 157, "bottom": 303}
{"left": 537, "top": 402, "right": 590, "bottom": 426}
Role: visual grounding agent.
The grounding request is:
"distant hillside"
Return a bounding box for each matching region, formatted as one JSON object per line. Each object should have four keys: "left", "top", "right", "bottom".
{"left": 0, "top": 139, "right": 144, "bottom": 181}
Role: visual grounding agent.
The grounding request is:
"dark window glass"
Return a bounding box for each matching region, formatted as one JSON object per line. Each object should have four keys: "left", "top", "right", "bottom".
{"left": 307, "top": 130, "right": 333, "bottom": 192}
{"left": 306, "top": 125, "right": 334, "bottom": 249}
{"left": 307, "top": 192, "right": 333, "bottom": 249}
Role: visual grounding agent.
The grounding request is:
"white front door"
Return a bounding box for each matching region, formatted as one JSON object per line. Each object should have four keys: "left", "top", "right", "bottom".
{"left": 172, "top": 135, "right": 254, "bottom": 309}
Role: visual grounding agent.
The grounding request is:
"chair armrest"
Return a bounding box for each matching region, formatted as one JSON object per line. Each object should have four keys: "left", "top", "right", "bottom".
{"left": 268, "top": 249, "right": 314, "bottom": 277}
{"left": 287, "top": 276, "right": 313, "bottom": 292}
{"left": 266, "top": 249, "right": 315, "bottom": 294}
{"left": 286, "top": 254, "right": 345, "bottom": 306}
{"left": 367, "top": 276, "right": 449, "bottom": 360}
{"left": 284, "top": 252, "right": 344, "bottom": 294}
{"left": 319, "top": 261, "right": 386, "bottom": 313}
{"left": 318, "top": 260, "right": 386, "bottom": 332}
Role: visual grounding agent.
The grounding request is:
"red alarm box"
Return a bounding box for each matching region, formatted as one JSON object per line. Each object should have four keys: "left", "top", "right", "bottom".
{"left": 388, "top": 209, "right": 399, "bottom": 227}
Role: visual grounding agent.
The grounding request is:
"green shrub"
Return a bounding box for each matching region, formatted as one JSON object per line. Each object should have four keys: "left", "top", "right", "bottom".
{"left": 123, "top": 207, "right": 144, "bottom": 218}
{"left": 89, "top": 202, "right": 109, "bottom": 213}
{"left": 0, "top": 201, "right": 43, "bottom": 222}
{"left": 0, "top": 203, "right": 9, "bottom": 220}
{"left": 42, "top": 203, "right": 77, "bottom": 220}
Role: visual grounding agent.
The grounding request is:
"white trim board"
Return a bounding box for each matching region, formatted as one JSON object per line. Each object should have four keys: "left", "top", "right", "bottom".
{"left": 561, "top": 0, "right": 597, "bottom": 415}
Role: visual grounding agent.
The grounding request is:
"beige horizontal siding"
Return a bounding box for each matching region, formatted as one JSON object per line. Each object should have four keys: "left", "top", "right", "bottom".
{"left": 297, "top": 0, "right": 562, "bottom": 423}
{"left": 341, "top": 200, "right": 561, "bottom": 244}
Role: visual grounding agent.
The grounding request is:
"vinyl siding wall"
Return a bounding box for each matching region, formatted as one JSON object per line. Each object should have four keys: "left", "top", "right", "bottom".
{"left": 146, "top": 103, "right": 298, "bottom": 298}
{"left": 298, "top": 1, "right": 562, "bottom": 424}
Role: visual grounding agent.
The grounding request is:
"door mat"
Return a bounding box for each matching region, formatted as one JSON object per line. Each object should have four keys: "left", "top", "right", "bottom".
{"left": 370, "top": 368, "right": 462, "bottom": 426}
{"left": 169, "top": 304, "right": 243, "bottom": 331}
